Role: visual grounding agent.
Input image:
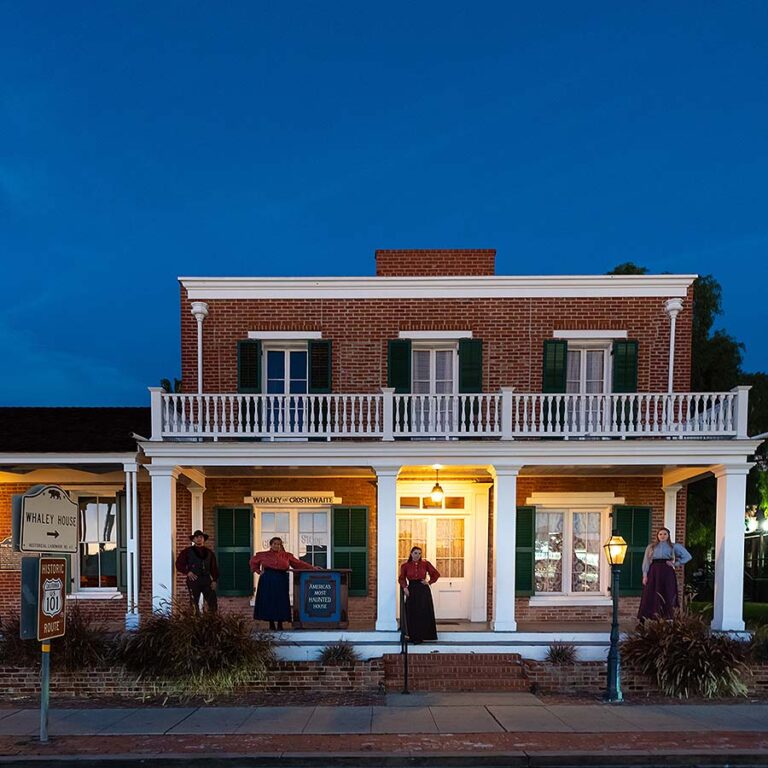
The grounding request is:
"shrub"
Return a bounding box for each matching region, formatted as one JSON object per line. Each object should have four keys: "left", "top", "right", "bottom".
{"left": 0, "top": 603, "right": 112, "bottom": 671}
{"left": 116, "top": 601, "right": 276, "bottom": 697}
{"left": 318, "top": 640, "right": 360, "bottom": 666}
{"left": 750, "top": 625, "right": 768, "bottom": 663}
{"left": 545, "top": 642, "right": 577, "bottom": 665}
{"left": 621, "top": 612, "right": 750, "bottom": 698}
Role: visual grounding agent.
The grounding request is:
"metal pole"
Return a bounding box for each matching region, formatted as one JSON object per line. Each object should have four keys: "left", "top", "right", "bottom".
{"left": 605, "top": 564, "right": 623, "bottom": 703}
{"left": 400, "top": 587, "right": 409, "bottom": 694}
{"left": 39, "top": 641, "right": 50, "bottom": 742}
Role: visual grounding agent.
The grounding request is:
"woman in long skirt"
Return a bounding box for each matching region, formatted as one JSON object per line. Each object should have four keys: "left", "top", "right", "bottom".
{"left": 398, "top": 546, "right": 440, "bottom": 644}
{"left": 250, "top": 537, "right": 319, "bottom": 630}
{"left": 637, "top": 527, "right": 691, "bottom": 621}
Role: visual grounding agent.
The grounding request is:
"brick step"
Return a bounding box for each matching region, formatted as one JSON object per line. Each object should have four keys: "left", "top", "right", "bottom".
{"left": 384, "top": 678, "right": 531, "bottom": 692}
{"left": 382, "top": 653, "right": 529, "bottom": 692}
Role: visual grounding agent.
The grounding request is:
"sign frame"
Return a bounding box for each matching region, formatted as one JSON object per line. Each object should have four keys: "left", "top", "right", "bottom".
{"left": 15, "top": 485, "right": 78, "bottom": 554}
{"left": 37, "top": 557, "right": 67, "bottom": 641}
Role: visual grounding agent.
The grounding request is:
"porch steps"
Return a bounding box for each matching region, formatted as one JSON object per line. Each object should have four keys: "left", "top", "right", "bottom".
{"left": 382, "top": 652, "right": 530, "bottom": 692}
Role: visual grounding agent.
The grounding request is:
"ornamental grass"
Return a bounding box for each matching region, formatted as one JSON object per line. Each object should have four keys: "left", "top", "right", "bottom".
{"left": 317, "top": 640, "right": 360, "bottom": 665}
{"left": 116, "top": 600, "right": 276, "bottom": 698}
{"left": 621, "top": 612, "right": 750, "bottom": 698}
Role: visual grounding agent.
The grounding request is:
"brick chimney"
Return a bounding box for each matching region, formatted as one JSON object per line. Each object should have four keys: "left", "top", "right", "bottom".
{"left": 375, "top": 249, "right": 496, "bottom": 277}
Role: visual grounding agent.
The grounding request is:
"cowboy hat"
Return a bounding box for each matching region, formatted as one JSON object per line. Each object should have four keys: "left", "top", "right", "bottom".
{"left": 189, "top": 530, "right": 209, "bottom": 541}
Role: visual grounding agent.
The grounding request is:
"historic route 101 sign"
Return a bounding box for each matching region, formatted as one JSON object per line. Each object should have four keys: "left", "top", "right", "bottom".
{"left": 37, "top": 558, "right": 66, "bottom": 641}
{"left": 15, "top": 485, "right": 78, "bottom": 554}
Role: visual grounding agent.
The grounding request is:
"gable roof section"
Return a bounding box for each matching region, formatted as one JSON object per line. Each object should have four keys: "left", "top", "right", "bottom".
{"left": 0, "top": 408, "right": 149, "bottom": 453}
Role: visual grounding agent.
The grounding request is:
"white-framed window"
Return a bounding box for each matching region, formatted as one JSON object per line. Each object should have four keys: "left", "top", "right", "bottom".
{"left": 263, "top": 342, "right": 308, "bottom": 396}
{"left": 566, "top": 343, "right": 611, "bottom": 395}
{"left": 534, "top": 506, "right": 609, "bottom": 595}
{"left": 411, "top": 344, "right": 458, "bottom": 395}
{"left": 256, "top": 507, "right": 329, "bottom": 568}
{"left": 77, "top": 495, "right": 118, "bottom": 591}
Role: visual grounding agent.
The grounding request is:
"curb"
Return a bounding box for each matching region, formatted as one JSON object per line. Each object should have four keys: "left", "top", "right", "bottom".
{"left": 2, "top": 751, "right": 768, "bottom": 768}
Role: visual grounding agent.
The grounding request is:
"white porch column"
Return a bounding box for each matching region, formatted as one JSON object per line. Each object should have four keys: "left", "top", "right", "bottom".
{"left": 191, "top": 301, "right": 209, "bottom": 394}
{"left": 148, "top": 466, "right": 180, "bottom": 613}
{"left": 711, "top": 464, "right": 750, "bottom": 632}
{"left": 664, "top": 298, "right": 683, "bottom": 393}
{"left": 123, "top": 462, "right": 140, "bottom": 630}
{"left": 189, "top": 482, "right": 206, "bottom": 533}
{"left": 492, "top": 465, "right": 521, "bottom": 632}
{"left": 374, "top": 464, "right": 400, "bottom": 631}
{"left": 663, "top": 484, "right": 682, "bottom": 542}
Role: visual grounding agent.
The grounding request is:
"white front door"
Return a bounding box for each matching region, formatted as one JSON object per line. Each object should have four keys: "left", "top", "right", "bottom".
{"left": 397, "top": 515, "right": 470, "bottom": 620}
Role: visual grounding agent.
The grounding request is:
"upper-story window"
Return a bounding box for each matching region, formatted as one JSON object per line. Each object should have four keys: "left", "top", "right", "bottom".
{"left": 566, "top": 344, "right": 611, "bottom": 395}
{"left": 412, "top": 345, "right": 457, "bottom": 395}
{"left": 264, "top": 345, "right": 309, "bottom": 395}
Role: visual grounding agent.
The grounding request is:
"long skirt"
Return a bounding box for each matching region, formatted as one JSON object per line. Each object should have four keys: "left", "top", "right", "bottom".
{"left": 404, "top": 580, "right": 438, "bottom": 643}
{"left": 637, "top": 560, "right": 679, "bottom": 621}
{"left": 254, "top": 568, "right": 292, "bottom": 622}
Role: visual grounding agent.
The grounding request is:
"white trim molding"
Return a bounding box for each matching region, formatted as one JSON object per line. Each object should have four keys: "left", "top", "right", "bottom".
{"left": 529, "top": 596, "right": 612, "bottom": 607}
{"left": 553, "top": 330, "right": 628, "bottom": 340}
{"left": 399, "top": 330, "right": 473, "bottom": 340}
{"left": 248, "top": 331, "right": 323, "bottom": 340}
{"left": 525, "top": 491, "right": 626, "bottom": 507}
{"left": 180, "top": 274, "right": 697, "bottom": 301}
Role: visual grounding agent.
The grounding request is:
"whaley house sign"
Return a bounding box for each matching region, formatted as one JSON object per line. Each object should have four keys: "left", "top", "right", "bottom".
{"left": 13, "top": 485, "right": 78, "bottom": 554}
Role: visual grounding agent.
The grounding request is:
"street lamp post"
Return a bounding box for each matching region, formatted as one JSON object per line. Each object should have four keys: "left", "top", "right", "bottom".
{"left": 603, "top": 532, "right": 628, "bottom": 703}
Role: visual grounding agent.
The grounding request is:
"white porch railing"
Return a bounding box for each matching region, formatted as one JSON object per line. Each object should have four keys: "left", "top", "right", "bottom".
{"left": 150, "top": 386, "right": 749, "bottom": 441}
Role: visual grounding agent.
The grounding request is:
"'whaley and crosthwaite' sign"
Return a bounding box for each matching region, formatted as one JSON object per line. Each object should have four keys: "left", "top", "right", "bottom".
{"left": 246, "top": 491, "right": 342, "bottom": 506}
{"left": 13, "top": 485, "right": 78, "bottom": 554}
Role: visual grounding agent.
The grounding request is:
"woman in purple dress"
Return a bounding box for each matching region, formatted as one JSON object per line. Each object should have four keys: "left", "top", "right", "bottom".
{"left": 637, "top": 527, "right": 691, "bottom": 621}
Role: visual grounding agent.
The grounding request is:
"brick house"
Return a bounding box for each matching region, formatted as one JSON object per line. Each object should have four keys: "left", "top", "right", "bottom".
{"left": 0, "top": 249, "right": 758, "bottom": 659}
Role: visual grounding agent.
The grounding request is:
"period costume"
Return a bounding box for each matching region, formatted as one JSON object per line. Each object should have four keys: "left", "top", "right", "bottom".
{"left": 398, "top": 558, "right": 440, "bottom": 643}
{"left": 637, "top": 541, "right": 691, "bottom": 620}
{"left": 176, "top": 531, "right": 219, "bottom": 612}
{"left": 249, "top": 549, "right": 317, "bottom": 625}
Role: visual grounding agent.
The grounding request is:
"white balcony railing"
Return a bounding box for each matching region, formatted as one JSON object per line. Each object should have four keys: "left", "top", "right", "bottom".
{"left": 150, "top": 386, "right": 750, "bottom": 442}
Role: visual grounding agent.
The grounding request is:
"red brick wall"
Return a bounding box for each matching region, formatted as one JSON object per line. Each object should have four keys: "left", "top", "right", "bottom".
{"left": 485, "top": 475, "right": 686, "bottom": 624}
{"left": 375, "top": 249, "right": 496, "bottom": 276}
{"left": 201, "top": 477, "right": 377, "bottom": 627}
{"left": 180, "top": 285, "right": 694, "bottom": 396}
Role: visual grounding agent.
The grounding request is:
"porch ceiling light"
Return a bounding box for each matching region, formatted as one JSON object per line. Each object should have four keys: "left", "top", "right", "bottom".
{"left": 603, "top": 533, "right": 628, "bottom": 566}
{"left": 430, "top": 468, "right": 445, "bottom": 504}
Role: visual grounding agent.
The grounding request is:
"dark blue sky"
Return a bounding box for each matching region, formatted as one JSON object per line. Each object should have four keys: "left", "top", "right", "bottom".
{"left": 1, "top": 2, "right": 765, "bottom": 406}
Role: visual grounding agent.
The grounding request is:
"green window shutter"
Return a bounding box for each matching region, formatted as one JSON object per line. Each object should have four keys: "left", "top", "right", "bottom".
{"left": 332, "top": 506, "right": 368, "bottom": 596}
{"left": 116, "top": 491, "right": 127, "bottom": 592}
{"left": 515, "top": 506, "right": 536, "bottom": 596}
{"left": 458, "top": 339, "right": 483, "bottom": 393}
{"left": 612, "top": 340, "right": 638, "bottom": 393}
{"left": 612, "top": 505, "right": 651, "bottom": 596}
{"left": 215, "top": 507, "right": 253, "bottom": 596}
{"left": 237, "top": 340, "right": 261, "bottom": 394}
{"left": 64, "top": 554, "right": 73, "bottom": 594}
{"left": 542, "top": 340, "right": 568, "bottom": 393}
{"left": 387, "top": 339, "right": 411, "bottom": 394}
{"left": 308, "top": 339, "right": 332, "bottom": 394}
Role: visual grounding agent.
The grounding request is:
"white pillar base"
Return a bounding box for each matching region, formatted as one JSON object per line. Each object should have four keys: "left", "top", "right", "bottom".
{"left": 374, "top": 465, "right": 399, "bottom": 632}
{"left": 711, "top": 465, "right": 749, "bottom": 633}
{"left": 492, "top": 465, "right": 521, "bottom": 634}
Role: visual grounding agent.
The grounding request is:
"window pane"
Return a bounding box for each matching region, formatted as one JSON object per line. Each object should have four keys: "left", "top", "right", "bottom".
{"left": 412, "top": 350, "right": 431, "bottom": 393}
{"left": 566, "top": 350, "right": 581, "bottom": 393}
{"left": 79, "top": 499, "right": 98, "bottom": 543}
{"left": 99, "top": 542, "right": 118, "bottom": 588}
{"left": 400, "top": 496, "right": 420, "bottom": 508}
{"left": 262, "top": 512, "right": 275, "bottom": 531}
{"left": 79, "top": 543, "right": 100, "bottom": 588}
{"left": 436, "top": 518, "right": 464, "bottom": 578}
{"left": 314, "top": 512, "right": 327, "bottom": 532}
{"left": 398, "top": 519, "right": 427, "bottom": 562}
{"left": 535, "top": 511, "right": 563, "bottom": 592}
{"left": 585, "top": 350, "right": 605, "bottom": 394}
{"left": 435, "top": 350, "right": 453, "bottom": 382}
{"left": 572, "top": 511, "right": 602, "bottom": 592}
{"left": 275, "top": 512, "right": 290, "bottom": 532}
{"left": 100, "top": 501, "right": 117, "bottom": 543}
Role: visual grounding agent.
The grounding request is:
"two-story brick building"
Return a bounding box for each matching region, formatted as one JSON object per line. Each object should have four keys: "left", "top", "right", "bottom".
{"left": 0, "top": 249, "right": 758, "bottom": 659}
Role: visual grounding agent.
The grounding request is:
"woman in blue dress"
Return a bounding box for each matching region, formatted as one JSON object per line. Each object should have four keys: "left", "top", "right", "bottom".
{"left": 637, "top": 527, "right": 691, "bottom": 621}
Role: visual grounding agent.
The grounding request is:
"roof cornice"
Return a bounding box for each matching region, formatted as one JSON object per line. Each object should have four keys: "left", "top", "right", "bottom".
{"left": 179, "top": 274, "right": 697, "bottom": 301}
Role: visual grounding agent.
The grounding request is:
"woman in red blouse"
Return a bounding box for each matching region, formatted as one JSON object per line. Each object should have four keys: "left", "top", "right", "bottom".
{"left": 398, "top": 546, "right": 440, "bottom": 644}
{"left": 250, "top": 537, "right": 319, "bottom": 630}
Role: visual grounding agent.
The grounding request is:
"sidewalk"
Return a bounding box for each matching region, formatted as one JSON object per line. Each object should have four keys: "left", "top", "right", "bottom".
{"left": 1, "top": 692, "right": 768, "bottom": 766}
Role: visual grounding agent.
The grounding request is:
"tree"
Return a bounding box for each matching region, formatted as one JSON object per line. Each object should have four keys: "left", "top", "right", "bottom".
{"left": 607, "top": 262, "right": 648, "bottom": 275}
{"left": 160, "top": 378, "right": 182, "bottom": 393}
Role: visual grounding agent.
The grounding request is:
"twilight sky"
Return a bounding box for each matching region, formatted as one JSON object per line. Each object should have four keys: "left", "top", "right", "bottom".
{"left": 1, "top": 2, "right": 765, "bottom": 406}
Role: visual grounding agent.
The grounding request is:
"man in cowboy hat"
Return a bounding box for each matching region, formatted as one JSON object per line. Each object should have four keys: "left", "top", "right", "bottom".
{"left": 175, "top": 530, "right": 219, "bottom": 612}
